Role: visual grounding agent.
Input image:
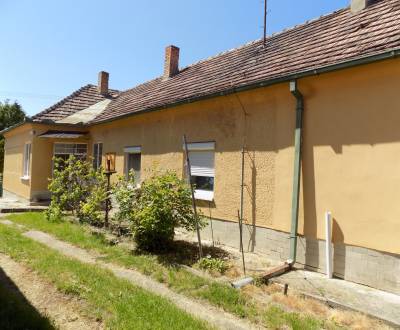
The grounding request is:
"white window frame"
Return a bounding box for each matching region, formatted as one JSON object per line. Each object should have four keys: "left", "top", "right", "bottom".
{"left": 52, "top": 143, "right": 88, "bottom": 173}
{"left": 21, "top": 143, "right": 31, "bottom": 180}
{"left": 53, "top": 142, "right": 88, "bottom": 157}
{"left": 124, "top": 146, "right": 142, "bottom": 185}
{"left": 183, "top": 141, "right": 215, "bottom": 201}
{"left": 93, "top": 142, "right": 103, "bottom": 169}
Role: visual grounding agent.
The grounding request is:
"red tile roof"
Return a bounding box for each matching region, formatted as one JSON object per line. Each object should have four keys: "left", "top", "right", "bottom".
{"left": 31, "top": 0, "right": 399, "bottom": 126}
{"left": 92, "top": 0, "right": 400, "bottom": 124}
{"left": 31, "top": 84, "right": 119, "bottom": 123}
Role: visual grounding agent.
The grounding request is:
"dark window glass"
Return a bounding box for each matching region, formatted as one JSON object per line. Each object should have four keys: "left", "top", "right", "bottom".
{"left": 127, "top": 153, "right": 141, "bottom": 183}
{"left": 191, "top": 176, "right": 214, "bottom": 191}
{"left": 93, "top": 143, "right": 103, "bottom": 169}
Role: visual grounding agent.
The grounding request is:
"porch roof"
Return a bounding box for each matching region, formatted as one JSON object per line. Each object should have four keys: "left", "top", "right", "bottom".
{"left": 38, "top": 130, "right": 89, "bottom": 139}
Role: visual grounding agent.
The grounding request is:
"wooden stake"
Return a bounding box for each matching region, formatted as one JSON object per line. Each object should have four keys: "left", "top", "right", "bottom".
{"left": 183, "top": 135, "right": 203, "bottom": 259}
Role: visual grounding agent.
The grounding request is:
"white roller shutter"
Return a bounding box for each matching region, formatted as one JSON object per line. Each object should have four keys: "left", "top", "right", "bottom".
{"left": 189, "top": 151, "right": 215, "bottom": 177}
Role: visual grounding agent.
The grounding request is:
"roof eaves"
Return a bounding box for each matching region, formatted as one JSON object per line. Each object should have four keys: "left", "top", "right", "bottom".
{"left": 0, "top": 117, "right": 33, "bottom": 135}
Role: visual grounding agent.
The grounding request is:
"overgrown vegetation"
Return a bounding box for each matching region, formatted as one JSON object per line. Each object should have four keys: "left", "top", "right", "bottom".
{"left": 197, "top": 256, "right": 229, "bottom": 274}
{"left": 113, "top": 170, "right": 204, "bottom": 251}
{"left": 0, "top": 224, "right": 211, "bottom": 330}
{"left": 47, "top": 163, "right": 202, "bottom": 251}
{"left": 7, "top": 213, "right": 341, "bottom": 330}
{"left": 46, "top": 156, "right": 107, "bottom": 225}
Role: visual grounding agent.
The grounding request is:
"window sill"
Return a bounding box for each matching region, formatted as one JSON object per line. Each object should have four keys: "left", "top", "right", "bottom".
{"left": 20, "top": 176, "right": 30, "bottom": 181}
{"left": 194, "top": 189, "right": 214, "bottom": 201}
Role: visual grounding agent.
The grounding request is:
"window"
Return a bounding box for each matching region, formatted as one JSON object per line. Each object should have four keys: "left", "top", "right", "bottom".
{"left": 22, "top": 143, "right": 31, "bottom": 179}
{"left": 184, "top": 142, "right": 215, "bottom": 201}
{"left": 53, "top": 143, "right": 87, "bottom": 170}
{"left": 93, "top": 142, "right": 103, "bottom": 169}
{"left": 124, "top": 146, "right": 141, "bottom": 184}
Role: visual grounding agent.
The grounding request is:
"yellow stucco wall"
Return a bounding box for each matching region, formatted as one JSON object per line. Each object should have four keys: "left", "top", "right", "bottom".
{"left": 3, "top": 124, "right": 90, "bottom": 200}
{"left": 29, "top": 125, "right": 90, "bottom": 199}
{"left": 90, "top": 58, "right": 400, "bottom": 254}
{"left": 3, "top": 124, "right": 34, "bottom": 199}
{"left": 3, "top": 57, "right": 399, "bottom": 254}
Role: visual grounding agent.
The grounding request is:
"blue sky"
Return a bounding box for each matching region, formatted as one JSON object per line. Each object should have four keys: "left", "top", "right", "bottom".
{"left": 0, "top": 0, "right": 348, "bottom": 116}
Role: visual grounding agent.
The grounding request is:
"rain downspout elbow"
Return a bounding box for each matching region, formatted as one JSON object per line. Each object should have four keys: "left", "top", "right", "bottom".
{"left": 288, "top": 80, "right": 304, "bottom": 266}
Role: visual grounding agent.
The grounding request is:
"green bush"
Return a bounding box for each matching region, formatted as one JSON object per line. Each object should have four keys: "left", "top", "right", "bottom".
{"left": 112, "top": 169, "right": 138, "bottom": 226}
{"left": 46, "top": 156, "right": 107, "bottom": 224}
{"left": 197, "top": 256, "right": 229, "bottom": 274}
{"left": 114, "top": 171, "right": 204, "bottom": 251}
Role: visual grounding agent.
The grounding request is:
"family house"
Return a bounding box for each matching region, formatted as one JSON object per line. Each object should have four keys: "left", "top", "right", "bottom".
{"left": 2, "top": 0, "right": 400, "bottom": 294}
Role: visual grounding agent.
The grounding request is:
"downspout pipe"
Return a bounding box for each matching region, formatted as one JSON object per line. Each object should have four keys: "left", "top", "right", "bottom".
{"left": 288, "top": 80, "right": 304, "bottom": 266}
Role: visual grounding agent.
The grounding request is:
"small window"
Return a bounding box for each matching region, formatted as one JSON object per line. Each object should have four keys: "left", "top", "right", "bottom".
{"left": 53, "top": 143, "right": 87, "bottom": 171}
{"left": 124, "top": 146, "right": 141, "bottom": 184}
{"left": 93, "top": 143, "right": 103, "bottom": 169}
{"left": 185, "top": 142, "right": 215, "bottom": 201}
{"left": 22, "top": 143, "right": 31, "bottom": 179}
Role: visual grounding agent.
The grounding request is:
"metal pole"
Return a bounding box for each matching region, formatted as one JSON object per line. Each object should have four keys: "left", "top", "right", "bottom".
{"left": 237, "top": 210, "right": 246, "bottom": 275}
{"left": 209, "top": 201, "right": 215, "bottom": 248}
{"left": 239, "top": 146, "right": 245, "bottom": 252}
{"left": 263, "top": 0, "right": 267, "bottom": 46}
{"left": 105, "top": 172, "right": 111, "bottom": 228}
{"left": 183, "top": 135, "right": 203, "bottom": 259}
{"left": 325, "top": 211, "right": 333, "bottom": 279}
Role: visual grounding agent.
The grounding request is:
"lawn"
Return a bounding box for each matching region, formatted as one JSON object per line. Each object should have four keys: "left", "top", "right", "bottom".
{"left": 3, "top": 212, "right": 339, "bottom": 330}
{"left": 0, "top": 223, "right": 211, "bottom": 330}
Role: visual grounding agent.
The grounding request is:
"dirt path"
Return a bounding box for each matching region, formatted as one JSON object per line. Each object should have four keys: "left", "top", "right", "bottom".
{"left": 22, "top": 230, "right": 261, "bottom": 330}
{"left": 0, "top": 253, "right": 103, "bottom": 330}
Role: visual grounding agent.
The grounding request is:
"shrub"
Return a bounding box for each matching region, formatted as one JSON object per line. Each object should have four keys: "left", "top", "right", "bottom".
{"left": 46, "top": 156, "right": 107, "bottom": 224}
{"left": 197, "top": 256, "right": 229, "bottom": 274}
{"left": 112, "top": 170, "right": 138, "bottom": 226}
{"left": 113, "top": 171, "right": 204, "bottom": 251}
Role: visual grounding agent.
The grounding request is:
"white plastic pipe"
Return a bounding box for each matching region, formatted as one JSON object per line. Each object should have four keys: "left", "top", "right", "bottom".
{"left": 325, "top": 211, "right": 333, "bottom": 279}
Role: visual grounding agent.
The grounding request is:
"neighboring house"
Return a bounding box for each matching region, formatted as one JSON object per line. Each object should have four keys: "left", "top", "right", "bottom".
{"left": 2, "top": 0, "right": 400, "bottom": 294}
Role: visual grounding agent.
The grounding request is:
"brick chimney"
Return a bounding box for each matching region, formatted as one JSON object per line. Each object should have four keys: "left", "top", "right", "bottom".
{"left": 351, "top": 0, "right": 373, "bottom": 13}
{"left": 98, "top": 71, "right": 109, "bottom": 95}
{"left": 163, "top": 45, "right": 180, "bottom": 79}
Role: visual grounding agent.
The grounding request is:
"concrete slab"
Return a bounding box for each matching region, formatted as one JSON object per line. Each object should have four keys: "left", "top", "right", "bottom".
{"left": 0, "top": 198, "right": 47, "bottom": 213}
{"left": 271, "top": 269, "right": 400, "bottom": 327}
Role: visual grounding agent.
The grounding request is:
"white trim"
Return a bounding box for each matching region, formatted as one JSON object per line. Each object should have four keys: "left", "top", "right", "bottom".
{"left": 194, "top": 189, "right": 214, "bottom": 201}
{"left": 124, "top": 146, "right": 141, "bottom": 153}
{"left": 183, "top": 141, "right": 215, "bottom": 151}
{"left": 22, "top": 143, "right": 31, "bottom": 178}
{"left": 20, "top": 175, "right": 30, "bottom": 181}
{"left": 53, "top": 142, "right": 88, "bottom": 155}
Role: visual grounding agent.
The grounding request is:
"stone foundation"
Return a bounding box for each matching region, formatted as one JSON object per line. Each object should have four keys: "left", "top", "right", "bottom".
{"left": 197, "top": 218, "right": 400, "bottom": 295}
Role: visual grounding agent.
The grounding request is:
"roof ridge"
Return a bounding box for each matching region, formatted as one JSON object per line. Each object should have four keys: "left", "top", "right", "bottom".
{"left": 31, "top": 84, "right": 120, "bottom": 122}
{"left": 178, "top": 7, "right": 349, "bottom": 71}
{"left": 121, "top": 5, "right": 350, "bottom": 92}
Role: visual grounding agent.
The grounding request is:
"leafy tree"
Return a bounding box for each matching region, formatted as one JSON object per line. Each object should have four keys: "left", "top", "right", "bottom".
{"left": 46, "top": 156, "right": 107, "bottom": 224}
{"left": 0, "top": 100, "right": 26, "bottom": 173}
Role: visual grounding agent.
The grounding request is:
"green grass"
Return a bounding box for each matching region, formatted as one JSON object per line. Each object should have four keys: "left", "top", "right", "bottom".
{"left": 0, "top": 279, "right": 55, "bottom": 330}
{"left": 6, "top": 213, "right": 336, "bottom": 329}
{"left": 0, "top": 223, "right": 210, "bottom": 330}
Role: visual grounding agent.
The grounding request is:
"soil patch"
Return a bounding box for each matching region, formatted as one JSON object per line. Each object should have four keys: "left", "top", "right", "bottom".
{"left": 0, "top": 253, "right": 103, "bottom": 330}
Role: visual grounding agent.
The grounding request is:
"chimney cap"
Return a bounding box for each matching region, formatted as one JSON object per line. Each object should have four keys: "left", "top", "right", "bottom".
{"left": 98, "top": 71, "right": 109, "bottom": 95}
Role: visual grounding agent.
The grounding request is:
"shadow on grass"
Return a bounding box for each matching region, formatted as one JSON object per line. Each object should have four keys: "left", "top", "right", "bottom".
{"left": 0, "top": 267, "right": 54, "bottom": 330}
{"left": 134, "top": 239, "right": 230, "bottom": 267}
